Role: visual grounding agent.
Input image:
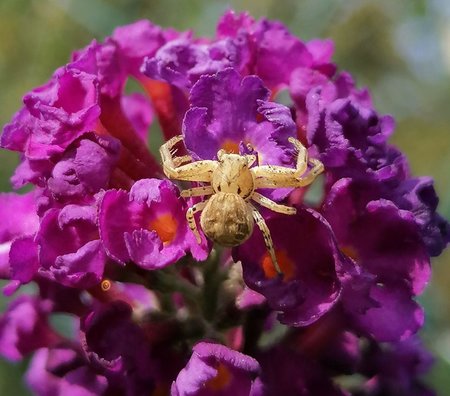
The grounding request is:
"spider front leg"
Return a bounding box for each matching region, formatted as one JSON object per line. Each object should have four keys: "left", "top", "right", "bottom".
{"left": 186, "top": 200, "right": 208, "bottom": 244}
{"left": 173, "top": 155, "right": 193, "bottom": 167}
{"left": 251, "top": 192, "right": 296, "bottom": 215}
{"left": 160, "top": 135, "right": 217, "bottom": 182}
{"left": 252, "top": 138, "right": 324, "bottom": 189}
{"left": 249, "top": 204, "right": 282, "bottom": 274}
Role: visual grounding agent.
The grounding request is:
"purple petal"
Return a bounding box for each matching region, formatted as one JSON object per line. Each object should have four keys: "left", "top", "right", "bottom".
{"left": 235, "top": 208, "right": 342, "bottom": 326}
{"left": 112, "top": 20, "right": 176, "bottom": 77}
{"left": 352, "top": 283, "right": 424, "bottom": 342}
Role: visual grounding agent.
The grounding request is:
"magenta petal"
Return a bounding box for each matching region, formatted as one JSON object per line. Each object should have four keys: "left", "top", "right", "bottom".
{"left": 48, "top": 134, "right": 120, "bottom": 199}
{"left": 51, "top": 240, "right": 106, "bottom": 288}
{"left": 216, "top": 10, "right": 255, "bottom": 38}
{"left": 0, "top": 192, "right": 39, "bottom": 281}
{"left": 26, "top": 347, "right": 108, "bottom": 396}
{"left": 112, "top": 20, "right": 173, "bottom": 77}
{"left": 253, "top": 19, "right": 313, "bottom": 89}
{"left": 23, "top": 68, "right": 100, "bottom": 159}
{"left": 129, "top": 177, "right": 177, "bottom": 205}
{"left": 124, "top": 229, "right": 166, "bottom": 269}
{"left": 25, "top": 349, "right": 61, "bottom": 395}
{"left": 0, "top": 297, "right": 58, "bottom": 361}
{"left": 99, "top": 189, "right": 138, "bottom": 264}
{"left": 0, "top": 107, "right": 31, "bottom": 152}
{"left": 0, "top": 192, "right": 39, "bottom": 243}
{"left": 172, "top": 342, "right": 260, "bottom": 396}
{"left": 70, "top": 39, "right": 126, "bottom": 98}
{"left": 9, "top": 237, "right": 39, "bottom": 284}
{"left": 100, "top": 180, "right": 209, "bottom": 268}
{"left": 59, "top": 366, "right": 109, "bottom": 396}
{"left": 121, "top": 93, "right": 153, "bottom": 142}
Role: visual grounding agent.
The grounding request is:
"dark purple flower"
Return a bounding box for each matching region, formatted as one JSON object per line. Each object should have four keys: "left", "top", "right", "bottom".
{"left": 395, "top": 177, "right": 450, "bottom": 257}
{"left": 234, "top": 207, "right": 342, "bottom": 326}
{"left": 80, "top": 301, "right": 156, "bottom": 396}
{"left": 257, "top": 346, "right": 347, "bottom": 396}
{"left": 323, "top": 178, "right": 429, "bottom": 341}
{"left": 172, "top": 341, "right": 260, "bottom": 396}
{"left": 358, "top": 337, "right": 435, "bottom": 396}
{"left": 307, "top": 90, "right": 399, "bottom": 184}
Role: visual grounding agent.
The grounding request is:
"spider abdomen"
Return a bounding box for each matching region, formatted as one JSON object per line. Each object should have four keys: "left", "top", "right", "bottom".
{"left": 200, "top": 193, "right": 254, "bottom": 247}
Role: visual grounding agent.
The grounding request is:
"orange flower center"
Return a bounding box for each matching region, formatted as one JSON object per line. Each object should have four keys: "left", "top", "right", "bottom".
{"left": 261, "top": 250, "right": 295, "bottom": 281}
{"left": 206, "top": 363, "right": 232, "bottom": 391}
{"left": 221, "top": 139, "right": 240, "bottom": 154}
{"left": 340, "top": 245, "right": 359, "bottom": 261}
{"left": 148, "top": 213, "right": 178, "bottom": 244}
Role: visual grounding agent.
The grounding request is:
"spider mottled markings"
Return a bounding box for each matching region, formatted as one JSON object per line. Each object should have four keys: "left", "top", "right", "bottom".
{"left": 159, "top": 135, "right": 324, "bottom": 274}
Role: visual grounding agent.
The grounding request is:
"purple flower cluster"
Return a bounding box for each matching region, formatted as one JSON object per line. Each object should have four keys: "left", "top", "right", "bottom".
{"left": 0, "top": 10, "right": 448, "bottom": 396}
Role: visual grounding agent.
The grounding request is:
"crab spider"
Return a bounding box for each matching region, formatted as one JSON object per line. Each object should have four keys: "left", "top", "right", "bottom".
{"left": 159, "top": 135, "right": 324, "bottom": 274}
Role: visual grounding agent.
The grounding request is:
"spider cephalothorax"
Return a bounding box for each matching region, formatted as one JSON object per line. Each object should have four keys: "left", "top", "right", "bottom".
{"left": 159, "top": 135, "right": 324, "bottom": 273}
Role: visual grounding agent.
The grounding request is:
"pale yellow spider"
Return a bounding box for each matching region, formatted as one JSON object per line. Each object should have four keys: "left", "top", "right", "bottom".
{"left": 159, "top": 135, "right": 324, "bottom": 273}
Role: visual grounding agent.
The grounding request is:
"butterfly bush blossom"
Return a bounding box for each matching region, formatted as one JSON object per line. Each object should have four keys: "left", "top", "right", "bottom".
{"left": 0, "top": 11, "right": 448, "bottom": 396}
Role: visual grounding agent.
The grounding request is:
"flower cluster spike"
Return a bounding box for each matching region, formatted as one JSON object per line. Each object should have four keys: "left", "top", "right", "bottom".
{"left": 0, "top": 10, "right": 448, "bottom": 396}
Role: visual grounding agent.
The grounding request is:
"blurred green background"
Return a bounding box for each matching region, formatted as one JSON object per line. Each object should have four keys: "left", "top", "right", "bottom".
{"left": 0, "top": 0, "right": 449, "bottom": 394}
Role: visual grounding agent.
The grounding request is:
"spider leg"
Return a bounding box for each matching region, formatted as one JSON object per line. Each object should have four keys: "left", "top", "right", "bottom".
{"left": 246, "top": 154, "right": 257, "bottom": 167}
{"left": 181, "top": 185, "right": 214, "bottom": 198}
{"left": 173, "top": 155, "right": 193, "bottom": 167}
{"left": 160, "top": 135, "right": 217, "bottom": 182}
{"left": 252, "top": 138, "right": 323, "bottom": 189}
{"left": 251, "top": 192, "right": 296, "bottom": 215}
{"left": 186, "top": 200, "right": 208, "bottom": 244}
{"left": 249, "top": 203, "right": 282, "bottom": 275}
